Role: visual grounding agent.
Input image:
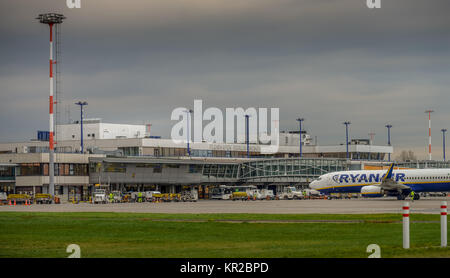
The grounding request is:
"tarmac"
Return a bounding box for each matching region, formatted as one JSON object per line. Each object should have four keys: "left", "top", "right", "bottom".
{"left": 0, "top": 197, "right": 448, "bottom": 214}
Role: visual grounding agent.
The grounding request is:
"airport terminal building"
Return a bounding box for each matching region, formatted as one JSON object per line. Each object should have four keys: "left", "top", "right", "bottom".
{"left": 0, "top": 119, "right": 414, "bottom": 200}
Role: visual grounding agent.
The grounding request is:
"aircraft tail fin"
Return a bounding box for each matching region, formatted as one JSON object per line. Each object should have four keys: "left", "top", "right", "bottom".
{"left": 382, "top": 163, "right": 395, "bottom": 181}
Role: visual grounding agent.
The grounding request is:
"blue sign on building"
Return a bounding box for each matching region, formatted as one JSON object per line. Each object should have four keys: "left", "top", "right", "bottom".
{"left": 37, "top": 131, "right": 50, "bottom": 141}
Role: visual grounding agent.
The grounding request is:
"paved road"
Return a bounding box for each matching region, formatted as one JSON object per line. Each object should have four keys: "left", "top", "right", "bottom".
{"left": 0, "top": 197, "right": 448, "bottom": 214}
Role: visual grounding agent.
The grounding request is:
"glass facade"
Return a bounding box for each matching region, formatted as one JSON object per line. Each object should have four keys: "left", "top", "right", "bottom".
{"left": 238, "top": 158, "right": 347, "bottom": 179}
{"left": 17, "top": 163, "right": 88, "bottom": 176}
{"left": 0, "top": 165, "right": 15, "bottom": 180}
{"left": 396, "top": 161, "right": 450, "bottom": 169}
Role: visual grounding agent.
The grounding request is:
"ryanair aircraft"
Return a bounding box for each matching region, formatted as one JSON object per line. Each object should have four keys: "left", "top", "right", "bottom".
{"left": 308, "top": 164, "right": 450, "bottom": 200}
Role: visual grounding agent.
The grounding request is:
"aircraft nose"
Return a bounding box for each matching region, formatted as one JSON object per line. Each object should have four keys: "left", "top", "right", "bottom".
{"left": 309, "top": 180, "right": 318, "bottom": 189}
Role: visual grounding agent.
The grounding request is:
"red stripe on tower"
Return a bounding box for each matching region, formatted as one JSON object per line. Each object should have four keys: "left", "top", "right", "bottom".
{"left": 49, "top": 96, "right": 53, "bottom": 114}
{"left": 49, "top": 132, "right": 54, "bottom": 150}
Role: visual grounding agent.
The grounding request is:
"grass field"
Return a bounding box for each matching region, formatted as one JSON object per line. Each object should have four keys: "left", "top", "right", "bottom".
{"left": 0, "top": 212, "right": 449, "bottom": 258}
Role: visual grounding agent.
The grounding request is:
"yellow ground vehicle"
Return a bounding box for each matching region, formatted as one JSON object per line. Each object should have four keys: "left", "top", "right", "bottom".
{"left": 34, "top": 193, "right": 53, "bottom": 204}
{"left": 152, "top": 193, "right": 163, "bottom": 202}
{"left": 211, "top": 185, "right": 256, "bottom": 201}
{"left": 7, "top": 194, "right": 32, "bottom": 205}
{"left": 161, "top": 193, "right": 181, "bottom": 202}
{"left": 231, "top": 191, "right": 248, "bottom": 201}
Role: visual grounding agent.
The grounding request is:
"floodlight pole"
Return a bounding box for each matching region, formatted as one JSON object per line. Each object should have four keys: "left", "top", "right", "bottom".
{"left": 296, "top": 118, "right": 304, "bottom": 158}
{"left": 425, "top": 110, "right": 434, "bottom": 160}
{"left": 37, "top": 13, "right": 65, "bottom": 197}
{"left": 343, "top": 121, "right": 351, "bottom": 160}
{"left": 75, "top": 101, "right": 88, "bottom": 153}
{"left": 185, "top": 109, "right": 193, "bottom": 156}
{"left": 245, "top": 115, "right": 250, "bottom": 158}
{"left": 386, "top": 124, "right": 392, "bottom": 162}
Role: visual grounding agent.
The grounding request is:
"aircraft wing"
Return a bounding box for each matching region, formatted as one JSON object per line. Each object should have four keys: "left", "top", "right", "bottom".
{"left": 377, "top": 163, "right": 410, "bottom": 191}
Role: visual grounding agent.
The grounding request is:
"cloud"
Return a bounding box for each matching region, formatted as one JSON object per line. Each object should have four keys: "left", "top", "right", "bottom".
{"left": 0, "top": 0, "right": 449, "bottom": 160}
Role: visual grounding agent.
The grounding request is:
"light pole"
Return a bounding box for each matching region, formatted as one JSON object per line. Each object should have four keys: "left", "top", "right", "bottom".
{"left": 185, "top": 109, "right": 193, "bottom": 156}
{"left": 75, "top": 101, "right": 88, "bottom": 153}
{"left": 368, "top": 132, "right": 375, "bottom": 145}
{"left": 386, "top": 124, "right": 392, "bottom": 162}
{"left": 245, "top": 114, "right": 250, "bottom": 158}
{"left": 442, "top": 129, "right": 447, "bottom": 161}
{"left": 37, "top": 13, "right": 65, "bottom": 197}
{"left": 296, "top": 118, "right": 305, "bottom": 158}
{"left": 343, "top": 121, "right": 351, "bottom": 160}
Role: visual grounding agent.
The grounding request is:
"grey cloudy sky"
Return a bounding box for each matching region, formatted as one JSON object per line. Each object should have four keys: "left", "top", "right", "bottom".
{"left": 0, "top": 0, "right": 449, "bottom": 159}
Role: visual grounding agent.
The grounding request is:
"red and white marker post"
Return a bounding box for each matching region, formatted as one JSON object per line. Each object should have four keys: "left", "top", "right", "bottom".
{"left": 441, "top": 201, "right": 447, "bottom": 247}
{"left": 403, "top": 202, "right": 410, "bottom": 249}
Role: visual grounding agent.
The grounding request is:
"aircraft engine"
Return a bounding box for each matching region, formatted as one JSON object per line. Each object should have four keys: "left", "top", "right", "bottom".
{"left": 361, "top": 185, "right": 384, "bottom": 198}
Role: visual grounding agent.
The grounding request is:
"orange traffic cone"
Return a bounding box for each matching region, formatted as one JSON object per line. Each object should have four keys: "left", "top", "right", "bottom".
{"left": 8, "top": 200, "right": 11, "bottom": 206}
{"left": 13, "top": 200, "right": 16, "bottom": 206}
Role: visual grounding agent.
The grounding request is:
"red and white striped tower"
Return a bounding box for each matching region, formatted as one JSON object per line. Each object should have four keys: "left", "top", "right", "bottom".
{"left": 49, "top": 23, "right": 54, "bottom": 155}
{"left": 425, "top": 110, "right": 434, "bottom": 160}
{"left": 37, "top": 13, "right": 65, "bottom": 197}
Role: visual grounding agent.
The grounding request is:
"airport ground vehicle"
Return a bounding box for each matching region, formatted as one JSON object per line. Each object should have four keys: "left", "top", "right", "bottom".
{"left": 34, "top": 193, "right": 53, "bottom": 204}
{"left": 0, "top": 192, "right": 8, "bottom": 205}
{"left": 259, "top": 189, "right": 275, "bottom": 200}
{"left": 326, "top": 193, "right": 360, "bottom": 200}
{"left": 145, "top": 191, "right": 161, "bottom": 202}
{"left": 210, "top": 186, "right": 234, "bottom": 200}
{"left": 247, "top": 189, "right": 262, "bottom": 200}
{"left": 93, "top": 189, "right": 108, "bottom": 204}
{"left": 278, "top": 186, "right": 303, "bottom": 200}
{"left": 231, "top": 191, "right": 248, "bottom": 201}
{"left": 110, "top": 191, "right": 122, "bottom": 203}
{"left": 7, "top": 194, "right": 31, "bottom": 204}
{"left": 302, "top": 189, "right": 322, "bottom": 199}
{"left": 130, "top": 192, "right": 147, "bottom": 202}
{"left": 212, "top": 185, "right": 258, "bottom": 200}
{"left": 420, "top": 192, "right": 447, "bottom": 197}
{"left": 181, "top": 189, "right": 198, "bottom": 202}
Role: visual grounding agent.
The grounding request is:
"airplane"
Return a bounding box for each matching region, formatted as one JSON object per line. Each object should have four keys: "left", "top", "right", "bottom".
{"left": 308, "top": 163, "right": 450, "bottom": 200}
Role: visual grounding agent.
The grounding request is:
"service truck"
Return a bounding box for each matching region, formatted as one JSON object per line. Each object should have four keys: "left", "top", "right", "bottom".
{"left": 0, "top": 192, "right": 7, "bottom": 205}
{"left": 145, "top": 191, "right": 161, "bottom": 202}
{"left": 247, "top": 189, "right": 262, "bottom": 200}
{"left": 111, "top": 191, "right": 122, "bottom": 203}
{"left": 34, "top": 193, "right": 53, "bottom": 204}
{"left": 278, "top": 186, "right": 303, "bottom": 200}
{"left": 181, "top": 189, "right": 198, "bottom": 202}
{"left": 259, "top": 189, "right": 275, "bottom": 200}
{"left": 93, "top": 189, "right": 108, "bottom": 204}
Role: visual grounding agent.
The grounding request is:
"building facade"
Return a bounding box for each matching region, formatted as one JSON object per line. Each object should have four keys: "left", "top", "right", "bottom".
{"left": 0, "top": 153, "right": 103, "bottom": 200}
